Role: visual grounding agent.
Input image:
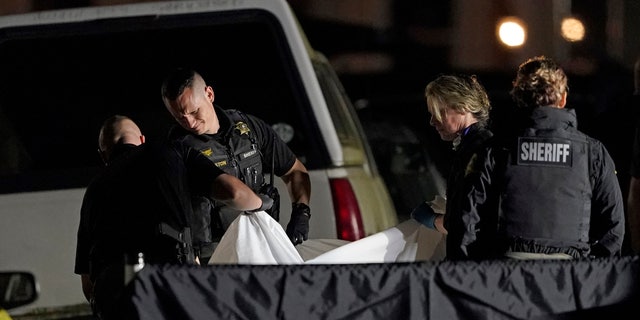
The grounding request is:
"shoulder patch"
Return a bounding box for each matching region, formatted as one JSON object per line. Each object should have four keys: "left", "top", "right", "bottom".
{"left": 517, "top": 137, "right": 572, "bottom": 167}
{"left": 234, "top": 121, "right": 250, "bottom": 135}
{"left": 200, "top": 148, "right": 213, "bottom": 157}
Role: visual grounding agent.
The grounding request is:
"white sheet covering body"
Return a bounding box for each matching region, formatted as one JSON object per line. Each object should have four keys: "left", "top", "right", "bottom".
{"left": 209, "top": 211, "right": 445, "bottom": 265}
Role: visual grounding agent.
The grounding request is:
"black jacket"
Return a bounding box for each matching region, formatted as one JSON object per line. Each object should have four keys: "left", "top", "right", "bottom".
{"left": 457, "top": 107, "right": 625, "bottom": 259}
{"left": 442, "top": 122, "right": 495, "bottom": 260}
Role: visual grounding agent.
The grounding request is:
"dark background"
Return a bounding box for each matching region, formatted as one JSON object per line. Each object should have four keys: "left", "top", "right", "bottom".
{"left": 290, "top": 1, "right": 636, "bottom": 224}
{"left": 2, "top": 0, "right": 637, "bottom": 247}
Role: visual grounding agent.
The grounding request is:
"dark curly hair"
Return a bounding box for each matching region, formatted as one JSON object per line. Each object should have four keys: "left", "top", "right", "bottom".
{"left": 510, "top": 56, "right": 568, "bottom": 109}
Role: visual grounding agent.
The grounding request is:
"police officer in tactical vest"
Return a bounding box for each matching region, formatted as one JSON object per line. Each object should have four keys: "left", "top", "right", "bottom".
{"left": 161, "top": 68, "right": 312, "bottom": 264}
{"left": 454, "top": 56, "right": 625, "bottom": 260}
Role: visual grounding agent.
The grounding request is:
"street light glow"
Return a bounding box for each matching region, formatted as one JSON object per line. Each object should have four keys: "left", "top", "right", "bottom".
{"left": 561, "top": 17, "right": 585, "bottom": 42}
{"left": 497, "top": 17, "right": 526, "bottom": 47}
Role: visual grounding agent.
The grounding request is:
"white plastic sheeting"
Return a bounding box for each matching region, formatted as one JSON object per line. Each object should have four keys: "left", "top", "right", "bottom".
{"left": 209, "top": 211, "right": 446, "bottom": 265}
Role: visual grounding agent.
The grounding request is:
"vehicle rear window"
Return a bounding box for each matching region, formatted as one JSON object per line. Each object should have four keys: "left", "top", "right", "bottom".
{"left": 0, "top": 9, "right": 329, "bottom": 194}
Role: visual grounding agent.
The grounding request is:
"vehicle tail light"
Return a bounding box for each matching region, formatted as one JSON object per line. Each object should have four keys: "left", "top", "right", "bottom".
{"left": 329, "top": 178, "right": 365, "bottom": 241}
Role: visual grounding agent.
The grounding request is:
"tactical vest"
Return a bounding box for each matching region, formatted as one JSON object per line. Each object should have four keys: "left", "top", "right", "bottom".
{"left": 170, "top": 109, "right": 269, "bottom": 251}
{"left": 497, "top": 128, "right": 593, "bottom": 257}
{"left": 176, "top": 109, "right": 265, "bottom": 191}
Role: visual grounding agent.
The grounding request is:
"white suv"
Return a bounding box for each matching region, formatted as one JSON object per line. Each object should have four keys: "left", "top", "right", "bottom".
{"left": 0, "top": 0, "right": 397, "bottom": 315}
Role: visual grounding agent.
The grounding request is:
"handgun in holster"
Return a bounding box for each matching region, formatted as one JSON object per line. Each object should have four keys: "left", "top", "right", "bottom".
{"left": 259, "top": 142, "right": 280, "bottom": 221}
{"left": 157, "top": 222, "right": 196, "bottom": 264}
{"left": 260, "top": 181, "right": 280, "bottom": 221}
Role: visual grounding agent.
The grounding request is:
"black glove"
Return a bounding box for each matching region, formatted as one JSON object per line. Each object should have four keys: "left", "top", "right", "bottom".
{"left": 248, "top": 194, "right": 274, "bottom": 213}
{"left": 286, "top": 203, "right": 310, "bottom": 245}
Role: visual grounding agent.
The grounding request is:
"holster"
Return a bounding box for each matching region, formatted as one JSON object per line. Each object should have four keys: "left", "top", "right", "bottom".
{"left": 259, "top": 184, "right": 280, "bottom": 221}
{"left": 157, "top": 222, "right": 195, "bottom": 264}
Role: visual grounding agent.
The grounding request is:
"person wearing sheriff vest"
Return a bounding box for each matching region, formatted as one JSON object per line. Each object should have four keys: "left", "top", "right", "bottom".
{"left": 453, "top": 55, "right": 625, "bottom": 260}
{"left": 161, "top": 68, "right": 311, "bottom": 265}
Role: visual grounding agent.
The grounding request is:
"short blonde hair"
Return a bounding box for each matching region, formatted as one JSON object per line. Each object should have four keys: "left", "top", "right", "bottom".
{"left": 510, "top": 55, "right": 568, "bottom": 109}
{"left": 425, "top": 74, "right": 491, "bottom": 126}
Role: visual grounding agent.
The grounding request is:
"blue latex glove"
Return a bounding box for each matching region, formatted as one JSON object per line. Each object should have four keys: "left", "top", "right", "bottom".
{"left": 410, "top": 201, "right": 437, "bottom": 229}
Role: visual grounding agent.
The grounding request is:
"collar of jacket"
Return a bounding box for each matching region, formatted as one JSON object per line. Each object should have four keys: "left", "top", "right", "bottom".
{"left": 528, "top": 106, "right": 577, "bottom": 130}
{"left": 212, "top": 104, "right": 234, "bottom": 140}
{"left": 453, "top": 122, "right": 480, "bottom": 150}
